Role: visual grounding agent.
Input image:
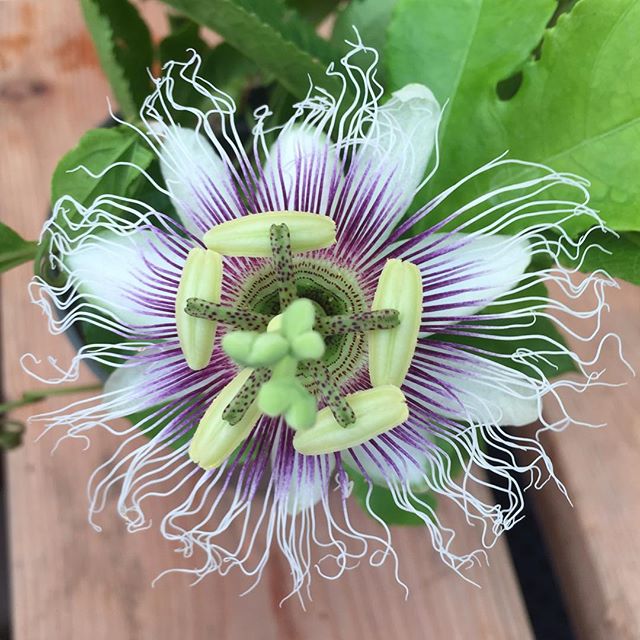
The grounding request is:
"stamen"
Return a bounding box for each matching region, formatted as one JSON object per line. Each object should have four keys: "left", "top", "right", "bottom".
{"left": 175, "top": 248, "right": 223, "bottom": 371}
{"left": 185, "top": 298, "right": 270, "bottom": 331}
{"left": 222, "top": 368, "right": 271, "bottom": 425}
{"left": 316, "top": 309, "right": 400, "bottom": 335}
{"left": 293, "top": 385, "right": 408, "bottom": 455}
{"left": 203, "top": 211, "right": 336, "bottom": 257}
{"left": 270, "top": 224, "right": 296, "bottom": 308}
{"left": 189, "top": 369, "right": 262, "bottom": 469}
{"left": 303, "top": 360, "right": 356, "bottom": 427}
{"left": 368, "top": 259, "right": 422, "bottom": 387}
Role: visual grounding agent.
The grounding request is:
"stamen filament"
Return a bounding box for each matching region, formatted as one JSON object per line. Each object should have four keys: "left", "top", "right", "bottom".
{"left": 316, "top": 309, "right": 400, "bottom": 336}
{"left": 222, "top": 368, "right": 271, "bottom": 425}
{"left": 186, "top": 298, "right": 270, "bottom": 331}
{"left": 303, "top": 360, "right": 355, "bottom": 427}
{"left": 270, "top": 224, "right": 297, "bottom": 309}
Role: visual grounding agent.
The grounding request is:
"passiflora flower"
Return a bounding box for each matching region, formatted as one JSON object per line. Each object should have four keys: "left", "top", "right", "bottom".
{"left": 27, "top": 38, "right": 619, "bottom": 600}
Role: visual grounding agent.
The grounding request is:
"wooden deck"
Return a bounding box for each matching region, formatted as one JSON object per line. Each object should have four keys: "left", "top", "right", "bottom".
{"left": 1, "top": 2, "right": 638, "bottom": 638}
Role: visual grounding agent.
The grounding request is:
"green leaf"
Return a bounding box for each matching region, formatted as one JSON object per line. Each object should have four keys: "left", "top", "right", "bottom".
{"left": 333, "top": 0, "right": 397, "bottom": 64}
{"left": 159, "top": 15, "right": 208, "bottom": 64}
{"left": 158, "top": 0, "right": 346, "bottom": 100}
{"left": 347, "top": 466, "right": 437, "bottom": 526}
{"left": 51, "top": 126, "right": 154, "bottom": 206}
{"left": 387, "top": 0, "right": 640, "bottom": 236}
{"left": 495, "top": 0, "right": 640, "bottom": 233}
{"left": 80, "top": 0, "right": 154, "bottom": 118}
{"left": 159, "top": 13, "right": 259, "bottom": 125}
{"left": 181, "top": 43, "right": 258, "bottom": 114}
{"left": 386, "top": 0, "right": 556, "bottom": 229}
{"left": 563, "top": 230, "right": 640, "bottom": 284}
{"left": 0, "top": 222, "right": 37, "bottom": 273}
{"left": 41, "top": 127, "right": 155, "bottom": 282}
{"left": 287, "top": 0, "right": 341, "bottom": 24}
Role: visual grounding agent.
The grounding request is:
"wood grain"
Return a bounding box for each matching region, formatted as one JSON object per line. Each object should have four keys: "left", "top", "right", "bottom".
{"left": 0, "top": 1, "right": 534, "bottom": 639}
{"left": 532, "top": 283, "right": 640, "bottom": 640}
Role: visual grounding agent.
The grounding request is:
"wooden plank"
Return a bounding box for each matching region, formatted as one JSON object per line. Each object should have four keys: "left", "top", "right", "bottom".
{"left": 532, "top": 282, "right": 640, "bottom": 640}
{"left": 0, "top": 2, "right": 533, "bottom": 638}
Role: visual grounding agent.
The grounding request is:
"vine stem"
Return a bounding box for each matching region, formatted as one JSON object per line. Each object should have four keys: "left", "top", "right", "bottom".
{"left": 0, "top": 383, "right": 102, "bottom": 414}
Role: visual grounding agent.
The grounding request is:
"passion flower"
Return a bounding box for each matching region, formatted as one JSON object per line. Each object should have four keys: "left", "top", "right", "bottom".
{"left": 27, "top": 40, "right": 616, "bottom": 599}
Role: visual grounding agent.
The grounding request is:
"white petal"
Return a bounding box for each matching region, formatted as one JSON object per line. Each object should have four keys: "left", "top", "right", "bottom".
{"left": 438, "top": 364, "right": 540, "bottom": 427}
{"left": 357, "top": 83, "right": 440, "bottom": 204}
{"left": 103, "top": 358, "right": 150, "bottom": 396}
{"left": 453, "top": 379, "right": 539, "bottom": 426}
{"left": 101, "top": 345, "right": 190, "bottom": 414}
{"left": 261, "top": 126, "right": 343, "bottom": 214}
{"left": 155, "top": 125, "right": 242, "bottom": 236}
{"left": 66, "top": 230, "right": 168, "bottom": 327}
{"left": 343, "top": 440, "right": 428, "bottom": 488}
{"left": 418, "top": 233, "right": 531, "bottom": 323}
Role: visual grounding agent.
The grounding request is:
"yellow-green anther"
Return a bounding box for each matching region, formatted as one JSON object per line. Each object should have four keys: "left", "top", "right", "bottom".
{"left": 203, "top": 211, "right": 336, "bottom": 257}
{"left": 175, "top": 248, "right": 223, "bottom": 371}
{"left": 185, "top": 298, "right": 270, "bottom": 331}
{"left": 316, "top": 309, "right": 400, "bottom": 336}
{"left": 270, "top": 224, "right": 296, "bottom": 308}
{"left": 368, "top": 259, "right": 422, "bottom": 386}
{"left": 189, "top": 369, "right": 261, "bottom": 469}
{"left": 291, "top": 331, "right": 325, "bottom": 360}
{"left": 293, "top": 385, "right": 408, "bottom": 455}
{"left": 222, "top": 368, "right": 271, "bottom": 425}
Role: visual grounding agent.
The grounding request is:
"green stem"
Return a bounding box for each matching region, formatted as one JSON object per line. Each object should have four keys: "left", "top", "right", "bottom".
{"left": 185, "top": 299, "right": 270, "bottom": 331}
{"left": 270, "top": 224, "right": 296, "bottom": 309}
{"left": 316, "top": 309, "right": 400, "bottom": 336}
{"left": 0, "top": 383, "right": 102, "bottom": 414}
{"left": 0, "top": 383, "right": 101, "bottom": 451}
